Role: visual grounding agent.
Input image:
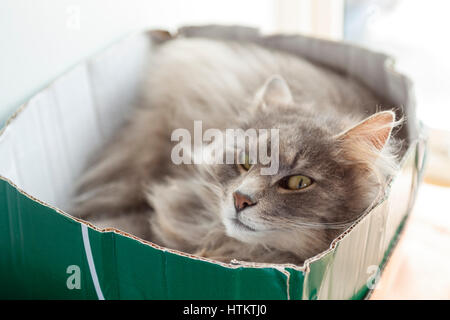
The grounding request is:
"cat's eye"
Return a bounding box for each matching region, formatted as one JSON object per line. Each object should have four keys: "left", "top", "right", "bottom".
{"left": 240, "top": 153, "right": 252, "bottom": 171}
{"left": 280, "top": 175, "right": 313, "bottom": 190}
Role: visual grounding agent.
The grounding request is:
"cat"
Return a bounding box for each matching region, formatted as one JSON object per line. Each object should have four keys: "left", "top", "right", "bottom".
{"left": 73, "top": 37, "right": 401, "bottom": 265}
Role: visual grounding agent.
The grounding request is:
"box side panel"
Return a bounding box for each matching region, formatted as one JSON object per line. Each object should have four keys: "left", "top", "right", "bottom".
{"left": 179, "top": 25, "right": 260, "bottom": 42}
{"left": 86, "top": 228, "right": 289, "bottom": 299}
{"left": 0, "top": 179, "right": 98, "bottom": 299}
{"left": 163, "top": 253, "right": 288, "bottom": 300}
{"left": 87, "top": 32, "right": 151, "bottom": 142}
{"left": 0, "top": 89, "right": 63, "bottom": 208}
{"left": 0, "top": 33, "right": 151, "bottom": 211}
{"left": 84, "top": 228, "right": 167, "bottom": 299}
{"left": 352, "top": 212, "right": 410, "bottom": 300}
{"left": 286, "top": 268, "right": 305, "bottom": 300}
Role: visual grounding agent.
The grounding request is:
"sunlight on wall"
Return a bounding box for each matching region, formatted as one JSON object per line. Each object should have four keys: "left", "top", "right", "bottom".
{"left": 346, "top": 0, "right": 450, "bottom": 130}
{"left": 0, "top": 0, "right": 275, "bottom": 126}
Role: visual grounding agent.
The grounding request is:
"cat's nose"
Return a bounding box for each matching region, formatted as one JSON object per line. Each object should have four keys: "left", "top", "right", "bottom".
{"left": 233, "top": 191, "right": 256, "bottom": 213}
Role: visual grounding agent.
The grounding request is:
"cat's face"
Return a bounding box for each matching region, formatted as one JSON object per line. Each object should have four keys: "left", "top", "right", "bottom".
{"left": 213, "top": 118, "right": 366, "bottom": 254}
{"left": 208, "top": 75, "right": 396, "bottom": 258}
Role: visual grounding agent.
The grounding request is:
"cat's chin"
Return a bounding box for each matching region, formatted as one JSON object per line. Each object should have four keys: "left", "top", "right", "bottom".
{"left": 223, "top": 217, "right": 260, "bottom": 244}
{"left": 220, "top": 206, "right": 263, "bottom": 244}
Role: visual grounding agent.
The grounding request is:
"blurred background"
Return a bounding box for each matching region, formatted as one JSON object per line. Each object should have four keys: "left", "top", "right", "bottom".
{"left": 1, "top": 0, "right": 449, "bottom": 299}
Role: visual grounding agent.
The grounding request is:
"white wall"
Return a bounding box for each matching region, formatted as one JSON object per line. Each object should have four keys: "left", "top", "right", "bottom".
{"left": 345, "top": 0, "right": 450, "bottom": 130}
{"left": 0, "top": 0, "right": 276, "bottom": 126}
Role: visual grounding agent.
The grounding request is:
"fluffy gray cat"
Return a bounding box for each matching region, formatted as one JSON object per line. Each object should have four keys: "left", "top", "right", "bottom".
{"left": 74, "top": 37, "right": 401, "bottom": 265}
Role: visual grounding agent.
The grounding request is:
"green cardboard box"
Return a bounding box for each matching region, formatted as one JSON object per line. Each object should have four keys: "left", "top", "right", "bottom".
{"left": 0, "top": 26, "right": 427, "bottom": 299}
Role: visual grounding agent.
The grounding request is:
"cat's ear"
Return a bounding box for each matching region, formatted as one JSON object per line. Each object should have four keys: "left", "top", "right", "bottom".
{"left": 336, "top": 111, "right": 396, "bottom": 156}
{"left": 255, "top": 75, "right": 293, "bottom": 107}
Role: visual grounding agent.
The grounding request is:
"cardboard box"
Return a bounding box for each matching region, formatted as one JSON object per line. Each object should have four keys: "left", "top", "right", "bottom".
{"left": 0, "top": 26, "right": 427, "bottom": 299}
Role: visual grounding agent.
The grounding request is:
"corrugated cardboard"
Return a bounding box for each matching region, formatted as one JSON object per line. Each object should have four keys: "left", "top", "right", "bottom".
{"left": 0, "top": 26, "right": 427, "bottom": 299}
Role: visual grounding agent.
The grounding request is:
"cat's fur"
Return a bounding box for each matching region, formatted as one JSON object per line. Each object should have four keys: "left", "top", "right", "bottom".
{"left": 73, "top": 37, "right": 401, "bottom": 265}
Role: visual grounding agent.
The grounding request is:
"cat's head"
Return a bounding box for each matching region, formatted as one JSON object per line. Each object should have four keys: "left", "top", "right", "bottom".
{"left": 206, "top": 75, "right": 400, "bottom": 260}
